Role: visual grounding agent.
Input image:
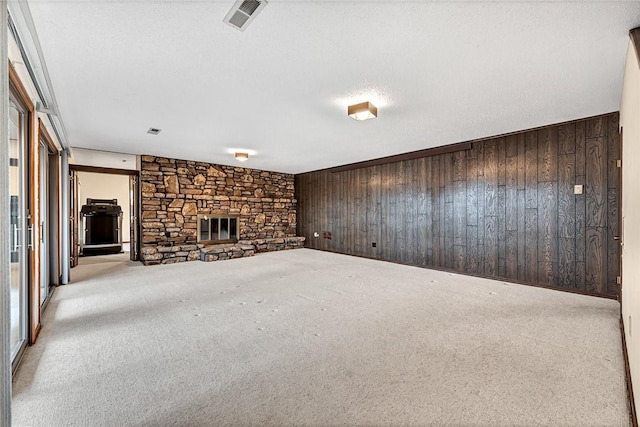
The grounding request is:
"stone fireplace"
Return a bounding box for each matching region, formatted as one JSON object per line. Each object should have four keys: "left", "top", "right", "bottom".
{"left": 139, "top": 155, "right": 303, "bottom": 265}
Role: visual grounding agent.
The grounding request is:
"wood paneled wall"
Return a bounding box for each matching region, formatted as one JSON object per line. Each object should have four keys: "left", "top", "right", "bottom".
{"left": 295, "top": 113, "right": 620, "bottom": 297}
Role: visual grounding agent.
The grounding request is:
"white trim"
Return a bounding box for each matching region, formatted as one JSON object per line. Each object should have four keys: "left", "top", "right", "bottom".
{"left": 61, "top": 150, "right": 70, "bottom": 285}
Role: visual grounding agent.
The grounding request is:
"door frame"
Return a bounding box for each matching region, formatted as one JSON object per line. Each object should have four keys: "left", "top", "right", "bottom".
{"left": 68, "top": 165, "right": 141, "bottom": 265}
{"left": 38, "top": 119, "right": 60, "bottom": 311}
{"left": 69, "top": 168, "right": 78, "bottom": 268}
{"left": 129, "top": 174, "right": 140, "bottom": 261}
{"left": 8, "top": 61, "right": 35, "bottom": 366}
{"left": 618, "top": 127, "right": 623, "bottom": 300}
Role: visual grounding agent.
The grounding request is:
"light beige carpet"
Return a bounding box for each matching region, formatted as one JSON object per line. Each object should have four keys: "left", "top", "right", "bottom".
{"left": 12, "top": 249, "right": 629, "bottom": 426}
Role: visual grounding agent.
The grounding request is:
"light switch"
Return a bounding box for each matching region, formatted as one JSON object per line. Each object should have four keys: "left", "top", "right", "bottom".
{"left": 574, "top": 185, "right": 583, "bottom": 195}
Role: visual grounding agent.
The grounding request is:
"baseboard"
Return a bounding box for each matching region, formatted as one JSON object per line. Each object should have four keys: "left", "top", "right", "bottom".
{"left": 304, "top": 247, "right": 618, "bottom": 300}
{"left": 621, "top": 315, "right": 638, "bottom": 427}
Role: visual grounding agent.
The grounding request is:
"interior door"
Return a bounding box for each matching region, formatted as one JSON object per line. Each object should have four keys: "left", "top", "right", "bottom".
{"left": 9, "top": 90, "right": 30, "bottom": 367}
{"left": 129, "top": 174, "right": 139, "bottom": 261}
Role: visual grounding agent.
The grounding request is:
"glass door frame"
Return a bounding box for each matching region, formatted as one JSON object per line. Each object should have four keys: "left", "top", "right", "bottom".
{"left": 8, "top": 60, "right": 38, "bottom": 367}
{"left": 38, "top": 119, "right": 60, "bottom": 310}
{"left": 38, "top": 140, "right": 48, "bottom": 306}
{"left": 8, "top": 82, "right": 30, "bottom": 370}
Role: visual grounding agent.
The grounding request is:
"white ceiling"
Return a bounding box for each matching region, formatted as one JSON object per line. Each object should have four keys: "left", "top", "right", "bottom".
{"left": 28, "top": 1, "right": 640, "bottom": 174}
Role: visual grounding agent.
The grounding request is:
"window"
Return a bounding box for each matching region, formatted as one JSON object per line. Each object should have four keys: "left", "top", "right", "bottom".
{"left": 198, "top": 215, "right": 239, "bottom": 243}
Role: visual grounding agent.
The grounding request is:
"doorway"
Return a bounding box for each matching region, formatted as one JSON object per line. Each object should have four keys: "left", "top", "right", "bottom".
{"left": 69, "top": 166, "right": 140, "bottom": 275}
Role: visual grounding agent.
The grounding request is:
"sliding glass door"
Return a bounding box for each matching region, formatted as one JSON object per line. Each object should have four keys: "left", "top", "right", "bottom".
{"left": 9, "top": 90, "right": 29, "bottom": 365}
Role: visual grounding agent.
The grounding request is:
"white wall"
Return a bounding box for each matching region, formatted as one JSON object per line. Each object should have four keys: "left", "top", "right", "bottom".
{"left": 70, "top": 147, "right": 137, "bottom": 170}
{"left": 77, "top": 172, "right": 131, "bottom": 243}
{"left": 621, "top": 38, "right": 640, "bottom": 415}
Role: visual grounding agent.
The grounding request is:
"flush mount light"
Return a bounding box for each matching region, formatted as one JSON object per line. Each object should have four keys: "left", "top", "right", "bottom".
{"left": 235, "top": 152, "right": 249, "bottom": 162}
{"left": 147, "top": 128, "right": 161, "bottom": 135}
{"left": 348, "top": 101, "right": 377, "bottom": 121}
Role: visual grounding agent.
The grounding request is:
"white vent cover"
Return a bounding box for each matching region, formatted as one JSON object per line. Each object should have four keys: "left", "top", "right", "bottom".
{"left": 223, "top": 0, "right": 268, "bottom": 32}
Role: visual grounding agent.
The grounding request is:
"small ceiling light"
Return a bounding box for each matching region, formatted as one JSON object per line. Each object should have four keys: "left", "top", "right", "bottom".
{"left": 235, "top": 152, "right": 249, "bottom": 162}
{"left": 147, "top": 128, "right": 161, "bottom": 135}
{"left": 348, "top": 101, "right": 377, "bottom": 121}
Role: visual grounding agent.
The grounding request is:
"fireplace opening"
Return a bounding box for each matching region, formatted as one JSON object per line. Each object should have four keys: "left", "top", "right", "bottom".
{"left": 197, "top": 215, "right": 239, "bottom": 244}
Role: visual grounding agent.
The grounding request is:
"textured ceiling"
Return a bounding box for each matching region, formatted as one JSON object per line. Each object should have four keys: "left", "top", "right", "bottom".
{"left": 28, "top": 1, "right": 640, "bottom": 174}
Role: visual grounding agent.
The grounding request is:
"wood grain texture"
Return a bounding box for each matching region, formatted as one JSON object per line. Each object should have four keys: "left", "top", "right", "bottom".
{"left": 517, "top": 189, "right": 526, "bottom": 282}
{"left": 525, "top": 208, "right": 538, "bottom": 283}
{"left": 467, "top": 225, "right": 479, "bottom": 273}
{"left": 585, "top": 227, "right": 606, "bottom": 294}
{"left": 498, "top": 138, "right": 507, "bottom": 186}
{"left": 484, "top": 140, "right": 498, "bottom": 216}
{"left": 498, "top": 185, "right": 506, "bottom": 277}
{"left": 485, "top": 215, "right": 498, "bottom": 277}
{"left": 506, "top": 229, "right": 518, "bottom": 278}
{"left": 558, "top": 237, "right": 575, "bottom": 288}
{"left": 607, "top": 115, "right": 620, "bottom": 189}
{"left": 416, "top": 158, "right": 428, "bottom": 265}
{"left": 538, "top": 128, "right": 558, "bottom": 183}
{"left": 558, "top": 153, "right": 576, "bottom": 239}
{"left": 466, "top": 157, "right": 478, "bottom": 226}
{"left": 525, "top": 132, "right": 538, "bottom": 209}
{"left": 574, "top": 120, "right": 587, "bottom": 291}
{"left": 558, "top": 123, "right": 576, "bottom": 155}
{"left": 586, "top": 137, "right": 607, "bottom": 228}
{"left": 586, "top": 117, "right": 606, "bottom": 140}
{"left": 295, "top": 113, "right": 619, "bottom": 297}
{"left": 432, "top": 158, "right": 442, "bottom": 266}
{"left": 537, "top": 181, "right": 558, "bottom": 285}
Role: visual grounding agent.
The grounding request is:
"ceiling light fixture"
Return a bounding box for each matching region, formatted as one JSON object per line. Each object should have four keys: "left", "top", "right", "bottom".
{"left": 348, "top": 101, "right": 377, "bottom": 121}
{"left": 235, "top": 152, "right": 249, "bottom": 162}
{"left": 147, "top": 128, "right": 161, "bottom": 135}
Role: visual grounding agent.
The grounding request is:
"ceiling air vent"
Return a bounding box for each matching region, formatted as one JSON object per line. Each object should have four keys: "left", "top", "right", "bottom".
{"left": 223, "top": 0, "right": 268, "bottom": 32}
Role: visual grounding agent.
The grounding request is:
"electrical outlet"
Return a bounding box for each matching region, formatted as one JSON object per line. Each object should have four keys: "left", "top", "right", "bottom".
{"left": 372, "top": 242, "right": 377, "bottom": 248}
{"left": 574, "top": 185, "right": 583, "bottom": 195}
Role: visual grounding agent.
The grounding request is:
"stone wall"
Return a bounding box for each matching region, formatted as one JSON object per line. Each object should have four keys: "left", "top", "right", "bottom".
{"left": 140, "top": 155, "right": 297, "bottom": 265}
